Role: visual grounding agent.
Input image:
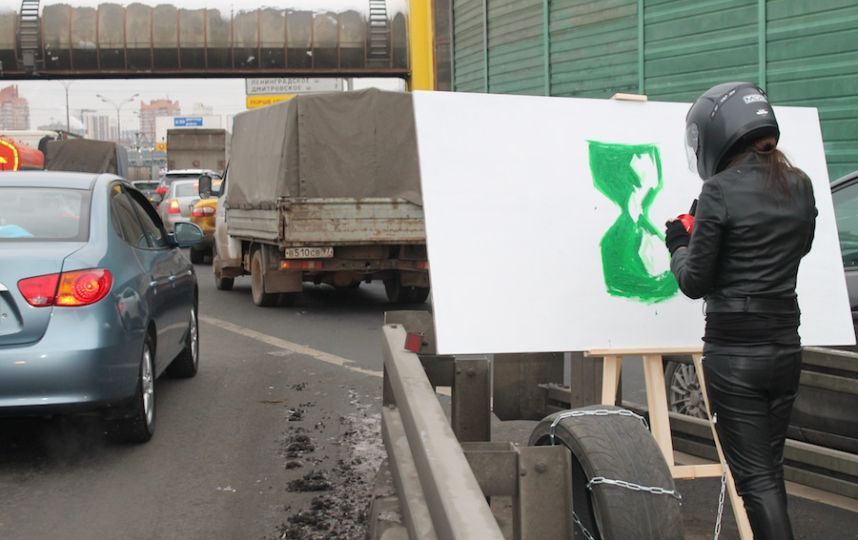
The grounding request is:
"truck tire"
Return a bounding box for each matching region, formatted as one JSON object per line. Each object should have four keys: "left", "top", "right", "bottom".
{"left": 189, "top": 246, "right": 205, "bottom": 264}
{"left": 250, "top": 249, "right": 278, "bottom": 307}
{"left": 410, "top": 286, "right": 430, "bottom": 303}
{"left": 529, "top": 405, "right": 684, "bottom": 540}
{"left": 212, "top": 245, "right": 234, "bottom": 291}
{"left": 384, "top": 275, "right": 430, "bottom": 304}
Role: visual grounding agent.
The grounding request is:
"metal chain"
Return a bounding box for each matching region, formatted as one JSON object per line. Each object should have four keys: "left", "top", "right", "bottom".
{"left": 572, "top": 510, "right": 597, "bottom": 540}
{"left": 551, "top": 408, "right": 676, "bottom": 540}
{"left": 587, "top": 476, "right": 683, "bottom": 501}
{"left": 714, "top": 472, "right": 727, "bottom": 539}
{"left": 548, "top": 409, "right": 649, "bottom": 445}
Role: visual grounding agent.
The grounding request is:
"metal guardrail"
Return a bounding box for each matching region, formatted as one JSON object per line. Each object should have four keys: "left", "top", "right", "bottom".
{"left": 378, "top": 316, "right": 574, "bottom": 539}
{"left": 381, "top": 323, "right": 504, "bottom": 539}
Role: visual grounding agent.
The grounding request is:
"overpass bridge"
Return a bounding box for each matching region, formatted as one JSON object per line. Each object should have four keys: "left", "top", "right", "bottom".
{"left": 0, "top": 0, "right": 414, "bottom": 80}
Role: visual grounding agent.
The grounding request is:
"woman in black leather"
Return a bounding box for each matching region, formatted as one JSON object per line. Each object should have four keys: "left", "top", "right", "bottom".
{"left": 665, "top": 82, "right": 817, "bottom": 539}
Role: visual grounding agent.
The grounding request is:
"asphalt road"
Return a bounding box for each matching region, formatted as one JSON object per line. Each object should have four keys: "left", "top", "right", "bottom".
{"left": 0, "top": 262, "right": 856, "bottom": 539}
{"left": 0, "top": 267, "right": 401, "bottom": 540}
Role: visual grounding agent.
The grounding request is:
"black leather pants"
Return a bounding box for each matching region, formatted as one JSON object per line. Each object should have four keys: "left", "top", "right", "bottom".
{"left": 702, "top": 343, "right": 803, "bottom": 540}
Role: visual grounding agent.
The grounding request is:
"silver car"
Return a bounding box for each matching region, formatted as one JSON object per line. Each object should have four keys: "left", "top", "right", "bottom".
{"left": 0, "top": 172, "right": 203, "bottom": 443}
{"left": 158, "top": 179, "right": 201, "bottom": 232}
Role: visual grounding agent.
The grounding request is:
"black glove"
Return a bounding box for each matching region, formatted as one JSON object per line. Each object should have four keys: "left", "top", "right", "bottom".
{"left": 665, "top": 220, "right": 690, "bottom": 255}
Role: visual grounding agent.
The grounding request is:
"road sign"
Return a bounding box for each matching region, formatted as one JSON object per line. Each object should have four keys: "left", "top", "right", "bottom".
{"left": 174, "top": 117, "right": 204, "bottom": 127}
{"left": 245, "top": 78, "right": 343, "bottom": 95}
{"left": 246, "top": 94, "right": 295, "bottom": 109}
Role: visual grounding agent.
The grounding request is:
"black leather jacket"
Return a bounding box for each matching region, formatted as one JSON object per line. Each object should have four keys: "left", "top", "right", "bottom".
{"left": 671, "top": 154, "right": 817, "bottom": 305}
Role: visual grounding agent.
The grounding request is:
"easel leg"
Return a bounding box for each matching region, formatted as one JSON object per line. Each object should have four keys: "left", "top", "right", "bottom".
{"left": 642, "top": 354, "right": 676, "bottom": 469}
{"left": 693, "top": 354, "right": 754, "bottom": 540}
{"left": 600, "top": 355, "right": 621, "bottom": 405}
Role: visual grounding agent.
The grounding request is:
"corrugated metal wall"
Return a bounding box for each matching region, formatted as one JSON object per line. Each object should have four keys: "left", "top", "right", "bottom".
{"left": 448, "top": 0, "right": 858, "bottom": 179}
{"left": 550, "top": 0, "right": 637, "bottom": 97}
{"left": 766, "top": 1, "right": 858, "bottom": 179}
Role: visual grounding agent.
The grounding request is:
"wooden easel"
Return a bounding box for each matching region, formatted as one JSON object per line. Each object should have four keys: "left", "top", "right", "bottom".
{"left": 587, "top": 348, "right": 753, "bottom": 539}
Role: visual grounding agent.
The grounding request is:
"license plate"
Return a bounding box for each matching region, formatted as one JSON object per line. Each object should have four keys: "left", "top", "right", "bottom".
{"left": 283, "top": 247, "right": 334, "bottom": 259}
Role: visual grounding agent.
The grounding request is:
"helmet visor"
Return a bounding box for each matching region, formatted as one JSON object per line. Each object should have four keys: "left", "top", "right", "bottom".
{"left": 685, "top": 123, "right": 700, "bottom": 176}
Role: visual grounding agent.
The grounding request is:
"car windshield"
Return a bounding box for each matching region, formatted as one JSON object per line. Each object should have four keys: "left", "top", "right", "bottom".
{"left": 174, "top": 182, "right": 199, "bottom": 198}
{"left": 0, "top": 187, "right": 90, "bottom": 241}
{"left": 133, "top": 181, "right": 159, "bottom": 191}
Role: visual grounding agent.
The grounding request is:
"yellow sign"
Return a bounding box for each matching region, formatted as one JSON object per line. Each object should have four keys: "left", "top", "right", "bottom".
{"left": 155, "top": 142, "right": 167, "bottom": 152}
{"left": 246, "top": 94, "right": 295, "bottom": 109}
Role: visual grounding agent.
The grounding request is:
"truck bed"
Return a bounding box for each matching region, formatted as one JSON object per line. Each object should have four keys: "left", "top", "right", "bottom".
{"left": 226, "top": 198, "right": 425, "bottom": 246}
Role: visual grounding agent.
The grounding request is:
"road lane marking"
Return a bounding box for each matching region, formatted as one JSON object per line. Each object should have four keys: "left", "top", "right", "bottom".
{"left": 201, "top": 316, "right": 452, "bottom": 397}
{"left": 201, "top": 315, "right": 383, "bottom": 378}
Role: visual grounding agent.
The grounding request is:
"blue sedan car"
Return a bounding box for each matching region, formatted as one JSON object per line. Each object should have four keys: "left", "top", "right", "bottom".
{"left": 0, "top": 172, "right": 203, "bottom": 443}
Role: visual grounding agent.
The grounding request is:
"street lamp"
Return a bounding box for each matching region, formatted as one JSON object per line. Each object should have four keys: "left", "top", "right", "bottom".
{"left": 58, "top": 81, "right": 73, "bottom": 133}
{"left": 96, "top": 93, "right": 139, "bottom": 143}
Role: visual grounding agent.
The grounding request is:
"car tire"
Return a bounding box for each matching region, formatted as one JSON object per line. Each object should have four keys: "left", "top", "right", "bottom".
{"left": 529, "top": 405, "right": 684, "bottom": 540}
{"left": 166, "top": 306, "right": 200, "bottom": 378}
{"left": 251, "top": 249, "right": 278, "bottom": 307}
{"left": 665, "top": 360, "right": 707, "bottom": 419}
{"left": 107, "top": 334, "right": 156, "bottom": 444}
{"left": 189, "top": 246, "right": 205, "bottom": 264}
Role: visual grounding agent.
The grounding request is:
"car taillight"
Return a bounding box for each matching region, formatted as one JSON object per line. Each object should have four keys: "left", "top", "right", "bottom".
{"left": 17, "top": 274, "right": 60, "bottom": 307}
{"left": 18, "top": 269, "right": 112, "bottom": 308}
{"left": 156, "top": 185, "right": 168, "bottom": 195}
{"left": 56, "top": 269, "right": 113, "bottom": 306}
{"left": 192, "top": 206, "right": 215, "bottom": 217}
{"left": 167, "top": 199, "right": 181, "bottom": 214}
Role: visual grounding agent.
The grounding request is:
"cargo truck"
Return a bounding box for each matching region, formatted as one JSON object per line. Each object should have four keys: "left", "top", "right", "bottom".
{"left": 210, "top": 89, "right": 429, "bottom": 306}
{"left": 166, "top": 128, "right": 228, "bottom": 174}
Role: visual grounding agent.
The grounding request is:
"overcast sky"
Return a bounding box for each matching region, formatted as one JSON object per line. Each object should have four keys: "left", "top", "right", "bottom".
{"left": 12, "top": 77, "right": 405, "bottom": 131}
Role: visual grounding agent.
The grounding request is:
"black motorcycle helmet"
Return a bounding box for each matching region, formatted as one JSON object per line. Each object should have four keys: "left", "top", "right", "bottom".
{"left": 685, "top": 82, "right": 780, "bottom": 180}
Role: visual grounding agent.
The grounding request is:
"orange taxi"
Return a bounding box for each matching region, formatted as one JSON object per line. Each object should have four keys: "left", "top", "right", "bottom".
{"left": 188, "top": 179, "right": 221, "bottom": 264}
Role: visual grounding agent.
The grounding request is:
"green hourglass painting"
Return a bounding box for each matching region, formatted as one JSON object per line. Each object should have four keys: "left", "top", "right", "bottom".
{"left": 589, "top": 141, "right": 678, "bottom": 303}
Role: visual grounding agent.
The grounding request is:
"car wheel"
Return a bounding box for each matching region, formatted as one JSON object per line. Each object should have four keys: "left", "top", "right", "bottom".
{"left": 665, "top": 360, "right": 707, "bottom": 419}
{"left": 212, "top": 245, "right": 234, "bottom": 291}
{"left": 190, "top": 246, "right": 205, "bottom": 264}
{"left": 107, "top": 334, "right": 156, "bottom": 443}
{"left": 166, "top": 306, "right": 200, "bottom": 378}
{"left": 251, "top": 249, "right": 278, "bottom": 307}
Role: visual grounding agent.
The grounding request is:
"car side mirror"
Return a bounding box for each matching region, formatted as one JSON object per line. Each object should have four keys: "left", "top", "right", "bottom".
{"left": 198, "top": 174, "right": 213, "bottom": 199}
{"left": 172, "top": 222, "right": 204, "bottom": 248}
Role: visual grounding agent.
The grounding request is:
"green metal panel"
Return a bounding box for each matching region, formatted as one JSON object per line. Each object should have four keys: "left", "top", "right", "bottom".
{"left": 644, "top": 0, "right": 758, "bottom": 101}
{"left": 452, "top": 0, "right": 486, "bottom": 92}
{"left": 766, "top": 0, "right": 858, "bottom": 180}
{"left": 449, "top": 0, "right": 858, "bottom": 177}
{"left": 549, "top": 0, "right": 638, "bottom": 97}
{"left": 487, "top": 0, "right": 545, "bottom": 95}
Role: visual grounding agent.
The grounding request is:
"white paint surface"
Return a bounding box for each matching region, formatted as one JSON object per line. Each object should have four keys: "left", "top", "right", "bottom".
{"left": 412, "top": 91, "right": 854, "bottom": 354}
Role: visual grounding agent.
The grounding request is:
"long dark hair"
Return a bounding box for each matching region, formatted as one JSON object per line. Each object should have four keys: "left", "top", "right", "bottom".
{"left": 726, "top": 136, "right": 809, "bottom": 195}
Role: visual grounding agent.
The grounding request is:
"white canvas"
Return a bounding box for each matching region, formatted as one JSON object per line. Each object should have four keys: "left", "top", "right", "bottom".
{"left": 412, "top": 91, "right": 854, "bottom": 355}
